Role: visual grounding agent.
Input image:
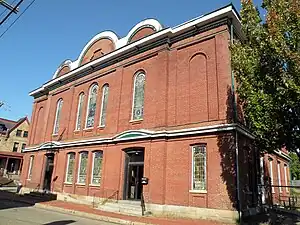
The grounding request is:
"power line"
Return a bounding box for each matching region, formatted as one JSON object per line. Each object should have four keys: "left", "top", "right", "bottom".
{"left": 0, "top": 0, "right": 18, "bottom": 19}
{"left": 0, "top": 0, "right": 36, "bottom": 39}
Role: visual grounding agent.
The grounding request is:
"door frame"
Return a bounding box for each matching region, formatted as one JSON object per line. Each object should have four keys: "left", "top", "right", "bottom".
{"left": 123, "top": 149, "right": 144, "bottom": 200}
{"left": 42, "top": 153, "right": 55, "bottom": 191}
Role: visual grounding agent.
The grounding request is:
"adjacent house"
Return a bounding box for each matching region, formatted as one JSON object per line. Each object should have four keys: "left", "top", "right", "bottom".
{"left": 0, "top": 117, "right": 29, "bottom": 179}
{"left": 20, "top": 4, "right": 291, "bottom": 222}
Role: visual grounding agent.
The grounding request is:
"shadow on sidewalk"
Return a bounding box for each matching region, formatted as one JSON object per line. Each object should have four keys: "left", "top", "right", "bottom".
{"left": 0, "top": 190, "right": 56, "bottom": 210}
{"left": 42, "top": 220, "right": 76, "bottom": 225}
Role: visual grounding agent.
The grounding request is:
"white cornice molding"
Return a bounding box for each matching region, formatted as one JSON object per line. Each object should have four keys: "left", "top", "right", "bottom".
{"left": 23, "top": 123, "right": 253, "bottom": 152}
{"left": 29, "top": 5, "right": 240, "bottom": 97}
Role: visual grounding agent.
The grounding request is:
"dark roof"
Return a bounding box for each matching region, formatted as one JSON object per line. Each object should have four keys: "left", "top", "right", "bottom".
{"left": 0, "top": 117, "right": 29, "bottom": 135}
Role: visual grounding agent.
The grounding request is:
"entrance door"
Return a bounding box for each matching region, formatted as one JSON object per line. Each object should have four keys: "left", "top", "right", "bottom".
{"left": 43, "top": 153, "right": 54, "bottom": 191}
{"left": 124, "top": 149, "right": 144, "bottom": 200}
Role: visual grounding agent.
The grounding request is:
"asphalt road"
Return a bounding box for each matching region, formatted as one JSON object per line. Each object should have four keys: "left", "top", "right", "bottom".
{"left": 0, "top": 199, "right": 117, "bottom": 225}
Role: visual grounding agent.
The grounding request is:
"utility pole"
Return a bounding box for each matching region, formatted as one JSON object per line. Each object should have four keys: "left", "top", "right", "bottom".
{"left": 0, "top": 0, "right": 24, "bottom": 25}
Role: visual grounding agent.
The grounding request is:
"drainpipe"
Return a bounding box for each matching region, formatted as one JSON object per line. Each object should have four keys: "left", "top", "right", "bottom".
{"left": 230, "top": 19, "right": 242, "bottom": 220}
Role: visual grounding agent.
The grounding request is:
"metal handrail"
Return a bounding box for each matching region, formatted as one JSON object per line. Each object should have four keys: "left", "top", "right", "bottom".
{"left": 92, "top": 189, "right": 119, "bottom": 208}
{"left": 141, "top": 192, "right": 146, "bottom": 216}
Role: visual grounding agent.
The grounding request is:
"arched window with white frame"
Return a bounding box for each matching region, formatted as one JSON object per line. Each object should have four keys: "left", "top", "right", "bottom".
{"left": 91, "top": 151, "right": 103, "bottom": 185}
{"left": 65, "top": 152, "right": 75, "bottom": 183}
{"left": 77, "top": 151, "right": 88, "bottom": 184}
{"left": 75, "top": 93, "right": 85, "bottom": 130}
{"left": 99, "top": 84, "right": 109, "bottom": 127}
{"left": 132, "top": 72, "right": 145, "bottom": 121}
{"left": 53, "top": 99, "right": 63, "bottom": 134}
{"left": 85, "top": 84, "right": 98, "bottom": 128}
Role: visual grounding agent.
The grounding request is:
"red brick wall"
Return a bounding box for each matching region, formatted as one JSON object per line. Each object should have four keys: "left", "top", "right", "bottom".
{"left": 129, "top": 27, "right": 155, "bottom": 43}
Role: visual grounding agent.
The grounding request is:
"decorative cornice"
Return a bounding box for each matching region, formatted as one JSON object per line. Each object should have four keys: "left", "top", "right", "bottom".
{"left": 23, "top": 123, "right": 254, "bottom": 152}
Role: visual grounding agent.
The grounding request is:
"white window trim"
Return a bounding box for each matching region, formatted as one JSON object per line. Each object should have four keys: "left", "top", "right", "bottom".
{"left": 131, "top": 72, "right": 145, "bottom": 121}
{"left": 99, "top": 85, "right": 109, "bottom": 127}
{"left": 53, "top": 99, "right": 63, "bottom": 135}
{"left": 191, "top": 145, "right": 207, "bottom": 192}
{"left": 277, "top": 162, "right": 282, "bottom": 193}
{"left": 85, "top": 84, "right": 98, "bottom": 129}
{"left": 75, "top": 93, "right": 84, "bottom": 131}
{"left": 284, "top": 165, "right": 289, "bottom": 193}
{"left": 27, "top": 156, "right": 34, "bottom": 180}
{"left": 65, "top": 153, "right": 73, "bottom": 183}
{"left": 77, "top": 152, "right": 87, "bottom": 184}
{"left": 260, "top": 157, "right": 266, "bottom": 204}
{"left": 269, "top": 160, "right": 275, "bottom": 193}
{"left": 90, "top": 151, "right": 102, "bottom": 185}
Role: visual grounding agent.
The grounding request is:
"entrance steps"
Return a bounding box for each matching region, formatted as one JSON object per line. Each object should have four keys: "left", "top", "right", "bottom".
{"left": 97, "top": 200, "right": 148, "bottom": 216}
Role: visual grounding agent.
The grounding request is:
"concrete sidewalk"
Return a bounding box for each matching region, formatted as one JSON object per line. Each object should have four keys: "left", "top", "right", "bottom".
{"left": 34, "top": 200, "right": 230, "bottom": 225}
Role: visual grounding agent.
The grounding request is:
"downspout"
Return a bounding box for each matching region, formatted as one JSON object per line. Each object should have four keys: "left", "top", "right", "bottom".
{"left": 230, "top": 19, "right": 242, "bottom": 220}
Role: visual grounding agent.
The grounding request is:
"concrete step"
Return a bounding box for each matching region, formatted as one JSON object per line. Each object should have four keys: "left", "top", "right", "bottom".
{"left": 97, "top": 201, "right": 146, "bottom": 216}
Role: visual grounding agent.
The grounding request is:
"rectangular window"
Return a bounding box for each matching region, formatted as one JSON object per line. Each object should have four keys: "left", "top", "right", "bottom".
{"left": 23, "top": 131, "right": 28, "bottom": 138}
{"left": 65, "top": 153, "right": 75, "bottom": 183}
{"left": 91, "top": 151, "right": 103, "bottom": 185}
{"left": 21, "top": 143, "right": 26, "bottom": 150}
{"left": 277, "top": 161, "right": 282, "bottom": 193}
{"left": 13, "top": 142, "right": 19, "bottom": 152}
{"left": 27, "top": 156, "right": 34, "bottom": 179}
{"left": 284, "top": 165, "right": 289, "bottom": 193}
{"left": 77, "top": 152, "right": 88, "bottom": 184}
{"left": 269, "top": 159, "right": 275, "bottom": 193}
{"left": 191, "top": 145, "right": 206, "bottom": 191}
{"left": 16, "top": 129, "right": 22, "bottom": 137}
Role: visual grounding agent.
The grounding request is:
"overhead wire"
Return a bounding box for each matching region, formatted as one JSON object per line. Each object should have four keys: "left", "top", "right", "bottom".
{"left": 0, "top": 0, "right": 17, "bottom": 18}
{"left": 0, "top": 0, "right": 36, "bottom": 39}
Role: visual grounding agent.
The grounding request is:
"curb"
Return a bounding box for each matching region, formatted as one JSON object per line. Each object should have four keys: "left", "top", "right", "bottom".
{"left": 34, "top": 203, "right": 154, "bottom": 225}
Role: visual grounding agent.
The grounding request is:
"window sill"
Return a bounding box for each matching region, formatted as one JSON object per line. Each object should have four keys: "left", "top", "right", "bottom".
{"left": 64, "top": 182, "right": 73, "bottom": 185}
{"left": 89, "top": 184, "right": 101, "bottom": 187}
{"left": 129, "top": 119, "right": 143, "bottom": 124}
{"left": 73, "top": 130, "right": 80, "bottom": 133}
{"left": 75, "top": 183, "right": 86, "bottom": 186}
{"left": 26, "top": 178, "right": 31, "bottom": 181}
{"left": 52, "top": 134, "right": 58, "bottom": 137}
{"left": 83, "top": 128, "right": 93, "bottom": 131}
{"left": 189, "top": 190, "right": 207, "bottom": 194}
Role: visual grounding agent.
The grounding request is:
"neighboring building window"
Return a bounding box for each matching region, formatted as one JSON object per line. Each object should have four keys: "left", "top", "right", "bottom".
{"left": 85, "top": 84, "right": 98, "bottom": 128}
{"left": 277, "top": 161, "right": 282, "bottom": 193}
{"left": 16, "top": 129, "right": 22, "bottom": 137}
{"left": 65, "top": 152, "right": 75, "bottom": 183}
{"left": 23, "top": 131, "right": 28, "bottom": 138}
{"left": 21, "top": 143, "right": 26, "bottom": 151}
{"left": 191, "top": 145, "right": 206, "bottom": 191}
{"left": 75, "top": 93, "right": 85, "bottom": 130}
{"left": 53, "top": 99, "right": 63, "bottom": 134}
{"left": 132, "top": 72, "right": 145, "bottom": 121}
{"left": 269, "top": 158, "right": 275, "bottom": 193}
{"left": 13, "top": 142, "right": 19, "bottom": 152}
{"left": 91, "top": 151, "right": 103, "bottom": 185}
{"left": 77, "top": 152, "right": 88, "bottom": 184}
{"left": 28, "top": 156, "right": 34, "bottom": 179}
{"left": 99, "top": 84, "right": 109, "bottom": 127}
{"left": 284, "top": 164, "right": 289, "bottom": 192}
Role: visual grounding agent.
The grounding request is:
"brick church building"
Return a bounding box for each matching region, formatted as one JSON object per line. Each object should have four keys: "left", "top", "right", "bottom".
{"left": 20, "top": 4, "right": 290, "bottom": 222}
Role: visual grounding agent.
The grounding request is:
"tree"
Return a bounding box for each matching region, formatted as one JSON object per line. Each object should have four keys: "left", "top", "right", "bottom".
{"left": 231, "top": 0, "right": 300, "bottom": 153}
{"left": 290, "top": 152, "right": 300, "bottom": 180}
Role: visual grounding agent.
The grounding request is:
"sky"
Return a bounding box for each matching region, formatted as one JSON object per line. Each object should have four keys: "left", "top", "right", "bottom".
{"left": 0, "top": 0, "right": 262, "bottom": 121}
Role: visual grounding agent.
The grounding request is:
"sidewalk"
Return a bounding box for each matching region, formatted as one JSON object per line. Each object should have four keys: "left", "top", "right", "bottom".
{"left": 35, "top": 200, "right": 231, "bottom": 225}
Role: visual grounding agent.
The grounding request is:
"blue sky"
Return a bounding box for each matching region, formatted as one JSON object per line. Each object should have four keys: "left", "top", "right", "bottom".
{"left": 0, "top": 0, "right": 262, "bottom": 121}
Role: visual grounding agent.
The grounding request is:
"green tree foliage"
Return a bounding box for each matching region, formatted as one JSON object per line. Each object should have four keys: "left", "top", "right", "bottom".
{"left": 231, "top": 0, "right": 300, "bottom": 153}
{"left": 290, "top": 152, "right": 300, "bottom": 180}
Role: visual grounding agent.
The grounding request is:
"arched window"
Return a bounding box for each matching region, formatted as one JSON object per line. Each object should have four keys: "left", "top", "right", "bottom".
{"left": 65, "top": 152, "right": 75, "bottom": 183}
{"left": 53, "top": 99, "right": 63, "bottom": 134}
{"left": 91, "top": 151, "right": 103, "bottom": 185}
{"left": 77, "top": 151, "right": 88, "bottom": 184}
{"left": 132, "top": 72, "right": 145, "bottom": 120}
{"left": 85, "top": 84, "right": 98, "bottom": 128}
{"left": 75, "top": 93, "right": 85, "bottom": 130}
{"left": 27, "top": 155, "right": 34, "bottom": 179}
{"left": 99, "top": 84, "right": 109, "bottom": 127}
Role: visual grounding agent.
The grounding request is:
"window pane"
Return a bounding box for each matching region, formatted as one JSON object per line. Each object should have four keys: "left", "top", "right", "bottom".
{"left": 92, "top": 151, "right": 103, "bottom": 184}
{"left": 132, "top": 73, "right": 145, "bottom": 120}
{"left": 16, "top": 130, "right": 22, "bottom": 136}
{"left": 86, "top": 85, "right": 98, "bottom": 128}
{"left": 193, "top": 145, "right": 206, "bottom": 190}
{"left": 75, "top": 93, "right": 84, "bottom": 130}
{"left": 100, "top": 85, "right": 109, "bottom": 127}
{"left": 23, "top": 131, "right": 28, "bottom": 138}
{"left": 28, "top": 156, "right": 34, "bottom": 179}
{"left": 66, "top": 153, "right": 75, "bottom": 183}
{"left": 53, "top": 99, "right": 63, "bottom": 134}
{"left": 78, "top": 152, "right": 88, "bottom": 183}
{"left": 13, "top": 142, "right": 19, "bottom": 152}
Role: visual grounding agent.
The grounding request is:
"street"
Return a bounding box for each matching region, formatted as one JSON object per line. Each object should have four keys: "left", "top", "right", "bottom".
{"left": 0, "top": 199, "right": 117, "bottom": 225}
